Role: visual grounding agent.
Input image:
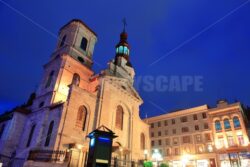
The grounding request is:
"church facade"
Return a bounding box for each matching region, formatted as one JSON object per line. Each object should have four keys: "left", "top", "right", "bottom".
{"left": 0, "top": 19, "right": 150, "bottom": 166}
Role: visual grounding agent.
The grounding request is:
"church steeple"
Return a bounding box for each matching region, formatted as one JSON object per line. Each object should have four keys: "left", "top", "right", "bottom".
{"left": 115, "top": 19, "right": 132, "bottom": 67}
{"left": 115, "top": 31, "right": 130, "bottom": 59}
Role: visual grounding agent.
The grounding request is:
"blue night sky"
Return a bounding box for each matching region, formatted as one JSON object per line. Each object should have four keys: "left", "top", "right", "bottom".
{"left": 0, "top": 0, "right": 250, "bottom": 117}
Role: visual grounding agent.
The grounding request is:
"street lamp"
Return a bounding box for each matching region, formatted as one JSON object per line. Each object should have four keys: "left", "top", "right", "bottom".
{"left": 144, "top": 149, "right": 148, "bottom": 161}
{"left": 152, "top": 149, "right": 163, "bottom": 167}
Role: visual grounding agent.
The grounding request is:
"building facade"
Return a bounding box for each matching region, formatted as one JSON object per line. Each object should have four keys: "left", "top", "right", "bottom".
{"left": 146, "top": 105, "right": 217, "bottom": 167}
{"left": 0, "top": 19, "right": 150, "bottom": 167}
{"left": 209, "top": 101, "right": 250, "bottom": 167}
{"left": 146, "top": 101, "right": 250, "bottom": 167}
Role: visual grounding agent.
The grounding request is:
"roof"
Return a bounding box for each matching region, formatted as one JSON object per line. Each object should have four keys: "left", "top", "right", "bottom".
{"left": 145, "top": 104, "right": 209, "bottom": 122}
{"left": 0, "top": 111, "right": 13, "bottom": 123}
{"left": 0, "top": 106, "right": 30, "bottom": 123}
{"left": 59, "top": 19, "right": 97, "bottom": 36}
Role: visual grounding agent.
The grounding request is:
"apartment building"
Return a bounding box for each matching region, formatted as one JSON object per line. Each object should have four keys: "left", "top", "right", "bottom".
{"left": 209, "top": 101, "right": 250, "bottom": 167}
{"left": 146, "top": 101, "right": 250, "bottom": 167}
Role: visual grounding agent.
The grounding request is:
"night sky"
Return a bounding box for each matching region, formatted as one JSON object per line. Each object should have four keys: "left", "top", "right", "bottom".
{"left": 1, "top": 0, "right": 250, "bottom": 118}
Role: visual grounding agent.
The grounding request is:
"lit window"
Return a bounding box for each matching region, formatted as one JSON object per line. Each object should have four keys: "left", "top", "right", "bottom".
{"left": 237, "top": 135, "right": 244, "bottom": 145}
{"left": 224, "top": 119, "right": 231, "bottom": 130}
{"left": 196, "top": 135, "right": 202, "bottom": 143}
{"left": 218, "top": 137, "right": 224, "bottom": 148}
{"left": 227, "top": 135, "right": 235, "bottom": 146}
{"left": 124, "top": 46, "right": 128, "bottom": 55}
{"left": 233, "top": 117, "right": 241, "bottom": 128}
{"left": 197, "top": 145, "right": 204, "bottom": 153}
{"left": 207, "top": 144, "right": 213, "bottom": 152}
{"left": 173, "top": 138, "right": 179, "bottom": 145}
{"left": 215, "top": 120, "right": 222, "bottom": 131}
{"left": 118, "top": 46, "right": 123, "bottom": 54}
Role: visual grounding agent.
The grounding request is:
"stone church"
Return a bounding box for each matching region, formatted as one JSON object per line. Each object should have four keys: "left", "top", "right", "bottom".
{"left": 0, "top": 19, "right": 150, "bottom": 166}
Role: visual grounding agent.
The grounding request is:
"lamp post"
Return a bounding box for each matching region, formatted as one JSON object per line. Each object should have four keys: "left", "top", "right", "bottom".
{"left": 144, "top": 149, "right": 148, "bottom": 161}
{"left": 152, "top": 149, "right": 163, "bottom": 167}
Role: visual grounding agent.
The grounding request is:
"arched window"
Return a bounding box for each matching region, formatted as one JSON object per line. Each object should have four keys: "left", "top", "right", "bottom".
{"left": 215, "top": 120, "right": 222, "bottom": 131}
{"left": 26, "top": 124, "right": 36, "bottom": 147}
{"left": 0, "top": 124, "right": 5, "bottom": 139}
{"left": 60, "top": 35, "right": 66, "bottom": 47}
{"left": 45, "top": 121, "right": 54, "bottom": 147}
{"left": 80, "top": 37, "right": 88, "bottom": 51}
{"left": 45, "top": 71, "right": 54, "bottom": 88}
{"left": 76, "top": 106, "right": 88, "bottom": 131}
{"left": 140, "top": 133, "right": 145, "bottom": 150}
{"left": 115, "top": 105, "right": 124, "bottom": 130}
{"left": 71, "top": 73, "right": 80, "bottom": 86}
{"left": 233, "top": 117, "right": 241, "bottom": 128}
{"left": 118, "top": 46, "right": 123, "bottom": 54}
{"left": 224, "top": 119, "right": 231, "bottom": 130}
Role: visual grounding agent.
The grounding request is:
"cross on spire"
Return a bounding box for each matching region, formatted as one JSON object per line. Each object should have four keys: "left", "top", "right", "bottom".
{"left": 122, "top": 18, "right": 127, "bottom": 32}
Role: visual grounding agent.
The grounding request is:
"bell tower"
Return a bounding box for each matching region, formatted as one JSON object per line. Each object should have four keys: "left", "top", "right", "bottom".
{"left": 33, "top": 19, "right": 98, "bottom": 109}
{"left": 52, "top": 19, "right": 97, "bottom": 68}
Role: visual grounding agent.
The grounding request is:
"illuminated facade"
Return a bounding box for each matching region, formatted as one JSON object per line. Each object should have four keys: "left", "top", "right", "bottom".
{"left": 0, "top": 19, "right": 149, "bottom": 166}
{"left": 146, "top": 101, "right": 250, "bottom": 167}
{"left": 209, "top": 100, "right": 250, "bottom": 167}
{"left": 146, "top": 105, "right": 217, "bottom": 167}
